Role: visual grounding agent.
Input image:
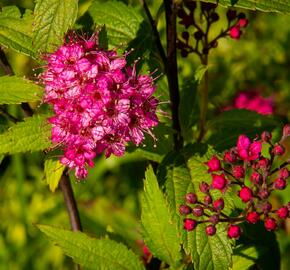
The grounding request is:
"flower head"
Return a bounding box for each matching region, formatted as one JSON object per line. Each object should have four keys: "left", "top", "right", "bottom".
{"left": 41, "top": 33, "right": 158, "bottom": 178}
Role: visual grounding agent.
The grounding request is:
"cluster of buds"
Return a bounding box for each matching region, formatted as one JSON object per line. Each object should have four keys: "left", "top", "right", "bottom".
{"left": 180, "top": 124, "right": 290, "bottom": 239}
{"left": 176, "top": 1, "right": 249, "bottom": 58}
{"left": 41, "top": 33, "right": 158, "bottom": 178}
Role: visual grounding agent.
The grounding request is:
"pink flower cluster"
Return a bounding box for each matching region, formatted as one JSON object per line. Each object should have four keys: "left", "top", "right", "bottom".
{"left": 41, "top": 33, "right": 158, "bottom": 178}
{"left": 233, "top": 91, "right": 274, "bottom": 115}
{"left": 180, "top": 125, "right": 290, "bottom": 239}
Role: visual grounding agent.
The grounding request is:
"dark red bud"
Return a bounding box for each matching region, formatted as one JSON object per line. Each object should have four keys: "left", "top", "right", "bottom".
{"left": 194, "top": 31, "right": 203, "bottom": 40}
{"left": 204, "top": 195, "right": 213, "bottom": 205}
{"left": 259, "top": 189, "right": 270, "bottom": 200}
{"left": 211, "top": 12, "right": 219, "bottom": 22}
{"left": 273, "top": 144, "right": 285, "bottom": 156}
{"left": 205, "top": 224, "right": 216, "bottom": 236}
{"left": 262, "top": 201, "right": 272, "bottom": 213}
{"left": 226, "top": 10, "right": 237, "bottom": 21}
{"left": 250, "top": 171, "right": 262, "bottom": 185}
{"left": 182, "top": 31, "right": 189, "bottom": 41}
{"left": 183, "top": 218, "right": 197, "bottom": 231}
{"left": 192, "top": 205, "right": 204, "bottom": 217}
{"left": 213, "top": 198, "right": 224, "bottom": 212}
{"left": 185, "top": 192, "right": 197, "bottom": 204}
{"left": 209, "top": 214, "right": 219, "bottom": 224}
{"left": 261, "top": 131, "right": 272, "bottom": 142}
{"left": 282, "top": 124, "right": 290, "bottom": 138}
{"left": 179, "top": 204, "right": 192, "bottom": 215}
{"left": 273, "top": 178, "right": 286, "bottom": 190}
{"left": 184, "top": 1, "right": 196, "bottom": 11}
{"left": 264, "top": 217, "right": 277, "bottom": 231}
{"left": 278, "top": 168, "right": 289, "bottom": 179}
{"left": 199, "top": 182, "right": 210, "bottom": 193}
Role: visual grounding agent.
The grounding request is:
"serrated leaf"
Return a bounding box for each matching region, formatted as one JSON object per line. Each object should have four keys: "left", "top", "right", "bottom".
{"left": 0, "top": 76, "right": 43, "bottom": 104}
{"left": 202, "top": 0, "right": 290, "bottom": 13}
{"left": 0, "top": 114, "right": 52, "bottom": 155}
{"left": 37, "top": 225, "right": 145, "bottom": 270}
{"left": 44, "top": 159, "right": 65, "bottom": 192}
{"left": 208, "top": 109, "right": 279, "bottom": 151}
{"left": 0, "top": 6, "right": 35, "bottom": 57}
{"left": 33, "top": 0, "right": 78, "bottom": 53}
{"left": 231, "top": 245, "right": 260, "bottom": 270}
{"left": 159, "top": 144, "right": 234, "bottom": 270}
{"left": 141, "top": 166, "right": 181, "bottom": 267}
{"left": 88, "top": 1, "right": 143, "bottom": 47}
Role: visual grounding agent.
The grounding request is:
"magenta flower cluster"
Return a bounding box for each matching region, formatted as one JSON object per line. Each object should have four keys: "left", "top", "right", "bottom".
{"left": 180, "top": 125, "right": 290, "bottom": 239}
{"left": 41, "top": 34, "right": 158, "bottom": 178}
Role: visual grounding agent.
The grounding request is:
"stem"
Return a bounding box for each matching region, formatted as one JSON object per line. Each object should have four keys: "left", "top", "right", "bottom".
{"left": 59, "top": 174, "right": 83, "bottom": 232}
{"left": 164, "top": 0, "right": 183, "bottom": 150}
{"left": 141, "top": 0, "right": 167, "bottom": 68}
{"left": 197, "top": 54, "right": 208, "bottom": 142}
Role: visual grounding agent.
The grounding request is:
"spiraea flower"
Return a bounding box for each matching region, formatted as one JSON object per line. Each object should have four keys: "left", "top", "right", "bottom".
{"left": 180, "top": 126, "right": 289, "bottom": 239}
{"left": 41, "top": 33, "right": 158, "bottom": 178}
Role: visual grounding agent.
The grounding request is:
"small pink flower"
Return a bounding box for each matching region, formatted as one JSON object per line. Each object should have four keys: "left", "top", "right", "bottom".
{"left": 237, "top": 135, "right": 261, "bottom": 161}
{"left": 205, "top": 225, "right": 216, "bottom": 236}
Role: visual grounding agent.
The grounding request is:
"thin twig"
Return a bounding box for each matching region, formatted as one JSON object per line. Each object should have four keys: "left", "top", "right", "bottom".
{"left": 0, "top": 107, "right": 18, "bottom": 123}
{"left": 59, "top": 173, "right": 83, "bottom": 232}
{"left": 164, "top": 0, "right": 183, "bottom": 150}
{"left": 140, "top": 0, "right": 167, "bottom": 67}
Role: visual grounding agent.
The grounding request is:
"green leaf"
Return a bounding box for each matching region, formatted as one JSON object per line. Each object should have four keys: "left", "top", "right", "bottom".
{"left": 88, "top": 1, "right": 143, "bottom": 47}
{"left": 231, "top": 245, "right": 260, "bottom": 270}
{"left": 44, "top": 159, "right": 65, "bottom": 192}
{"left": 202, "top": 0, "right": 290, "bottom": 13}
{"left": 98, "top": 25, "right": 109, "bottom": 50}
{"left": 0, "top": 114, "right": 52, "bottom": 155}
{"left": 179, "top": 80, "right": 199, "bottom": 141}
{"left": 33, "top": 0, "right": 78, "bottom": 53}
{"left": 0, "top": 76, "right": 43, "bottom": 105}
{"left": 141, "top": 166, "right": 181, "bottom": 267}
{"left": 158, "top": 144, "right": 234, "bottom": 270}
{"left": 194, "top": 65, "right": 209, "bottom": 85}
{"left": 207, "top": 109, "right": 279, "bottom": 151}
{"left": 37, "top": 225, "right": 145, "bottom": 270}
{"left": 0, "top": 6, "right": 35, "bottom": 57}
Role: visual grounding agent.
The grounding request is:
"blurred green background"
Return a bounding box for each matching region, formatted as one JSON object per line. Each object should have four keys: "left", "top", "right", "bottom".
{"left": 0, "top": 0, "right": 290, "bottom": 269}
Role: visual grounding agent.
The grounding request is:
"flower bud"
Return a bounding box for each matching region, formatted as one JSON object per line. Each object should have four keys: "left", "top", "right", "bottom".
{"left": 237, "top": 18, "right": 248, "bottom": 28}
{"left": 199, "top": 182, "right": 210, "bottom": 193}
{"left": 261, "top": 131, "right": 272, "bottom": 142}
{"left": 223, "top": 150, "right": 237, "bottom": 163}
{"left": 177, "top": 8, "right": 187, "bottom": 18}
{"left": 201, "top": 2, "right": 217, "bottom": 11}
{"left": 206, "top": 155, "right": 221, "bottom": 172}
{"left": 276, "top": 206, "right": 289, "bottom": 219}
{"left": 257, "top": 158, "right": 270, "bottom": 170}
{"left": 213, "top": 198, "right": 224, "bottom": 212}
{"left": 186, "top": 192, "right": 197, "bottom": 204}
{"left": 209, "top": 214, "right": 219, "bottom": 224}
{"left": 206, "top": 225, "right": 216, "bottom": 236}
{"left": 282, "top": 124, "right": 290, "bottom": 138}
{"left": 229, "top": 26, "right": 241, "bottom": 40}
{"left": 226, "top": 10, "right": 237, "bottom": 21}
{"left": 258, "top": 189, "right": 269, "bottom": 200}
{"left": 211, "top": 173, "right": 228, "bottom": 191}
{"left": 179, "top": 204, "right": 192, "bottom": 215}
{"left": 273, "top": 144, "right": 285, "bottom": 156}
{"left": 211, "top": 12, "right": 219, "bottom": 22}
{"left": 233, "top": 165, "right": 245, "bottom": 179}
{"left": 262, "top": 201, "right": 272, "bottom": 213}
{"left": 246, "top": 211, "right": 260, "bottom": 224}
{"left": 239, "top": 186, "right": 253, "bottom": 203}
{"left": 250, "top": 171, "right": 262, "bottom": 185}
{"left": 181, "top": 49, "right": 189, "bottom": 58}
{"left": 182, "top": 31, "right": 189, "bottom": 41}
{"left": 264, "top": 217, "right": 277, "bottom": 231}
{"left": 273, "top": 178, "right": 286, "bottom": 190}
{"left": 192, "top": 205, "right": 204, "bottom": 217}
{"left": 194, "top": 31, "right": 203, "bottom": 40}
{"left": 278, "top": 168, "right": 289, "bottom": 179}
{"left": 238, "top": 12, "right": 246, "bottom": 19}
{"left": 183, "top": 218, "right": 197, "bottom": 231}
{"left": 227, "top": 225, "right": 241, "bottom": 239}
{"left": 204, "top": 195, "right": 213, "bottom": 205}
